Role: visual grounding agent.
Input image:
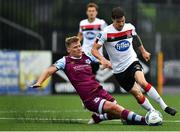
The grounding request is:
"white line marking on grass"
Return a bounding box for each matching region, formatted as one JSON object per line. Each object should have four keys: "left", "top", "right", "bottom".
{"left": 0, "top": 117, "right": 89, "bottom": 121}
{"left": 163, "top": 120, "right": 180, "bottom": 123}
{"left": 0, "top": 110, "right": 85, "bottom": 113}
{"left": 0, "top": 117, "right": 180, "bottom": 123}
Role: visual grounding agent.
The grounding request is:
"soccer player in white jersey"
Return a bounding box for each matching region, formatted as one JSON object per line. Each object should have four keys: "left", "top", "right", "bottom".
{"left": 92, "top": 7, "right": 177, "bottom": 116}
{"left": 31, "top": 36, "right": 147, "bottom": 125}
{"left": 77, "top": 2, "right": 107, "bottom": 54}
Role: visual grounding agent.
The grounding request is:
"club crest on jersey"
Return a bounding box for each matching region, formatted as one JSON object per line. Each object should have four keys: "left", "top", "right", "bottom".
{"left": 85, "top": 59, "right": 91, "bottom": 64}
{"left": 85, "top": 32, "right": 96, "bottom": 40}
{"left": 115, "top": 40, "right": 130, "bottom": 51}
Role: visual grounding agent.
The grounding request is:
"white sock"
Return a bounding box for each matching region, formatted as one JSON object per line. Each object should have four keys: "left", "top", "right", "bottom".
{"left": 141, "top": 98, "right": 155, "bottom": 111}
{"left": 147, "top": 86, "right": 167, "bottom": 110}
{"left": 99, "top": 113, "right": 108, "bottom": 120}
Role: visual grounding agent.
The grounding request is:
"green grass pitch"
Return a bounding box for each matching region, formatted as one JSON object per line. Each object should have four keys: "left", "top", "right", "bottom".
{"left": 0, "top": 94, "right": 179, "bottom": 131}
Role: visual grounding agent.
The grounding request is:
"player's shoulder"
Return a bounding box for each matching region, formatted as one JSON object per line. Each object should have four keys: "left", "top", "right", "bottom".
{"left": 63, "top": 55, "right": 74, "bottom": 63}
{"left": 79, "top": 19, "right": 88, "bottom": 25}
{"left": 83, "top": 52, "right": 91, "bottom": 58}
{"left": 124, "top": 23, "right": 136, "bottom": 29}
{"left": 103, "top": 24, "right": 114, "bottom": 32}
{"left": 95, "top": 18, "right": 106, "bottom": 23}
{"left": 83, "top": 51, "right": 90, "bottom": 56}
{"left": 56, "top": 56, "right": 66, "bottom": 62}
{"left": 54, "top": 56, "right": 66, "bottom": 70}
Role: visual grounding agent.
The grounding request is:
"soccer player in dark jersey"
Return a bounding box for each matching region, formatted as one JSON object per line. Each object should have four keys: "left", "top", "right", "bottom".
{"left": 31, "top": 36, "right": 147, "bottom": 125}
{"left": 92, "top": 7, "right": 177, "bottom": 116}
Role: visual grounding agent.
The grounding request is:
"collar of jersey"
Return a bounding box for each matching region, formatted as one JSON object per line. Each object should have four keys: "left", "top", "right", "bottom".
{"left": 70, "top": 56, "right": 82, "bottom": 59}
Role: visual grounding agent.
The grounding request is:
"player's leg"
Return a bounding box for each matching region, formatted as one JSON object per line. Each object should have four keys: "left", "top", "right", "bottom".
{"left": 89, "top": 100, "right": 146, "bottom": 125}
{"left": 88, "top": 88, "right": 117, "bottom": 124}
{"left": 87, "top": 89, "right": 146, "bottom": 125}
{"left": 129, "top": 82, "right": 155, "bottom": 111}
{"left": 134, "top": 70, "right": 177, "bottom": 116}
{"left": 102, "top": 101, "right": 146, "bottom": 125}
{"left": 114, "top": 68, "right": 155, "bottom": 112}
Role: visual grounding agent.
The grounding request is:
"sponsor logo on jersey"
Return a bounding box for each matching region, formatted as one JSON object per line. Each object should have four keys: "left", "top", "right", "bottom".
{"left": 73, "top": 65, "right": 89, "bottom": 71}
{"left": 85, "top": 32, "right": 96, "bottom": 40}
{"left": 115, "top": 40, "right": 130, "bottom": 51}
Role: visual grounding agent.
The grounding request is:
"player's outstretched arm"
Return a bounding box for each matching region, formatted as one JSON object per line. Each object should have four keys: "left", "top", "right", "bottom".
{"left": 31, "top": 65, "right": 58, "bottom": 88}
{"left": 91, "top": 42, "right": 112, "bottom": 69}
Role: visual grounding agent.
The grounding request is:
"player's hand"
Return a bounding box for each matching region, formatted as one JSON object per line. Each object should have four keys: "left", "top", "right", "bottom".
{"left": 30, "top": 84, "right": 41, "bottom": 89}
{"left": 100, "top": 59, "right": 112, "bottom": 69}
{"left": 142, "top": 51, "right": 151, "bottom": 62}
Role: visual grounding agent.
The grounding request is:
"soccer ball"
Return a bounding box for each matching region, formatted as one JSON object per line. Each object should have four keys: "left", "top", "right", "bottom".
{"left": 145, "top": 110, "right": 163, "bottom": 126}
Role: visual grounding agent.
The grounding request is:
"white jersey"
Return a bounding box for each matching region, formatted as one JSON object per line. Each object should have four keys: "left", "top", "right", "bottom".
{"left": 79, "top": 18, "right": 107, "bottom": 54}
{"left": 96, "top": 23, "right": 138, "bottom": 73}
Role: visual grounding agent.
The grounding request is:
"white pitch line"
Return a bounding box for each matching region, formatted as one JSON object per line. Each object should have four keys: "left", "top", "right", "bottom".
{"left": 163, "top": 120, "right": 180, "bottom": 123}
{"left": 0, "top": 110, "right": 85, "bottom": 113}
{"left": 0, "top": 117, "right": 180, "bottom": 123}
{"left": 0, "top": 117, "right": 89, "bottom": 121}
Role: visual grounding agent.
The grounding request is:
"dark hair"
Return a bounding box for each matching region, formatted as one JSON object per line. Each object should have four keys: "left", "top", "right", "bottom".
{"left": 65, "top": 36, "right": 79, "bottom": 48}
{"left": 111, "top": 7, "right": 125, "bottom": 20}
{"left": 87, "top": 2, "right": 98, "bottom": 11}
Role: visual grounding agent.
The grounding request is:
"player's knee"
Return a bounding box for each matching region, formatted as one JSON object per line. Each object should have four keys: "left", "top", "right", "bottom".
{"left": 136, "top": 91, "right": 143, "bottom": 99}
{"left": 111, "top": 104, "right": 119, "bottom": 111}
{"left": 104, "top": 102, "right": 118, "bottom": 112}
{"left": 131, "top": 88, "right": 142, "bottom": 98}
{"left": 138, "top": 80, "right": 148, "bottom": 88}
{"left": 107, "top": 103, "right": 115, "bottom": 110}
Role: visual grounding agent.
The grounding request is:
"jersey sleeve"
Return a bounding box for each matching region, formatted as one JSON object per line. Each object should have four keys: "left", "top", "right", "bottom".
{"left": 54, "top": 56, "right": 66, "bottom": 70}
{"left": 130, "top": 23, "right": 137, "bottom": 36}
{"left": 96, "top": 30, "right": 107, "bottom": 45}
{"left": 85, "top": 52, "right": 99, "bottom": 63}
{"left": 101, "top": 19, "right": 108, "bottom": 30}
{"left": 79, "top": 21, "right": 82, "bottom": 33}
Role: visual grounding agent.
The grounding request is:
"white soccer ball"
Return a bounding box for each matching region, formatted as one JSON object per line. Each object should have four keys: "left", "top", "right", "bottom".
{"left": 145, "top": 110, "right": 163, "bottom": 126}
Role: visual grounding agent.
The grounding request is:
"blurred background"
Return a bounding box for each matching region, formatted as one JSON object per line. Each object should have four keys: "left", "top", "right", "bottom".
{"left": 0, "top": 0, "right": 180, "bottom": 95}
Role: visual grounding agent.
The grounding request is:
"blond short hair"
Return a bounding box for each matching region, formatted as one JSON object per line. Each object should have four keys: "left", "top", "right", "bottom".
{"left": 65, "top": 36, "right": 79, "bottom": 48}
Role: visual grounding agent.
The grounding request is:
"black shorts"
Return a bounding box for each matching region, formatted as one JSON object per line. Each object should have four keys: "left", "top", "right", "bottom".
{"left": 114, "top": 61, "right": 143, "bottom": 92}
